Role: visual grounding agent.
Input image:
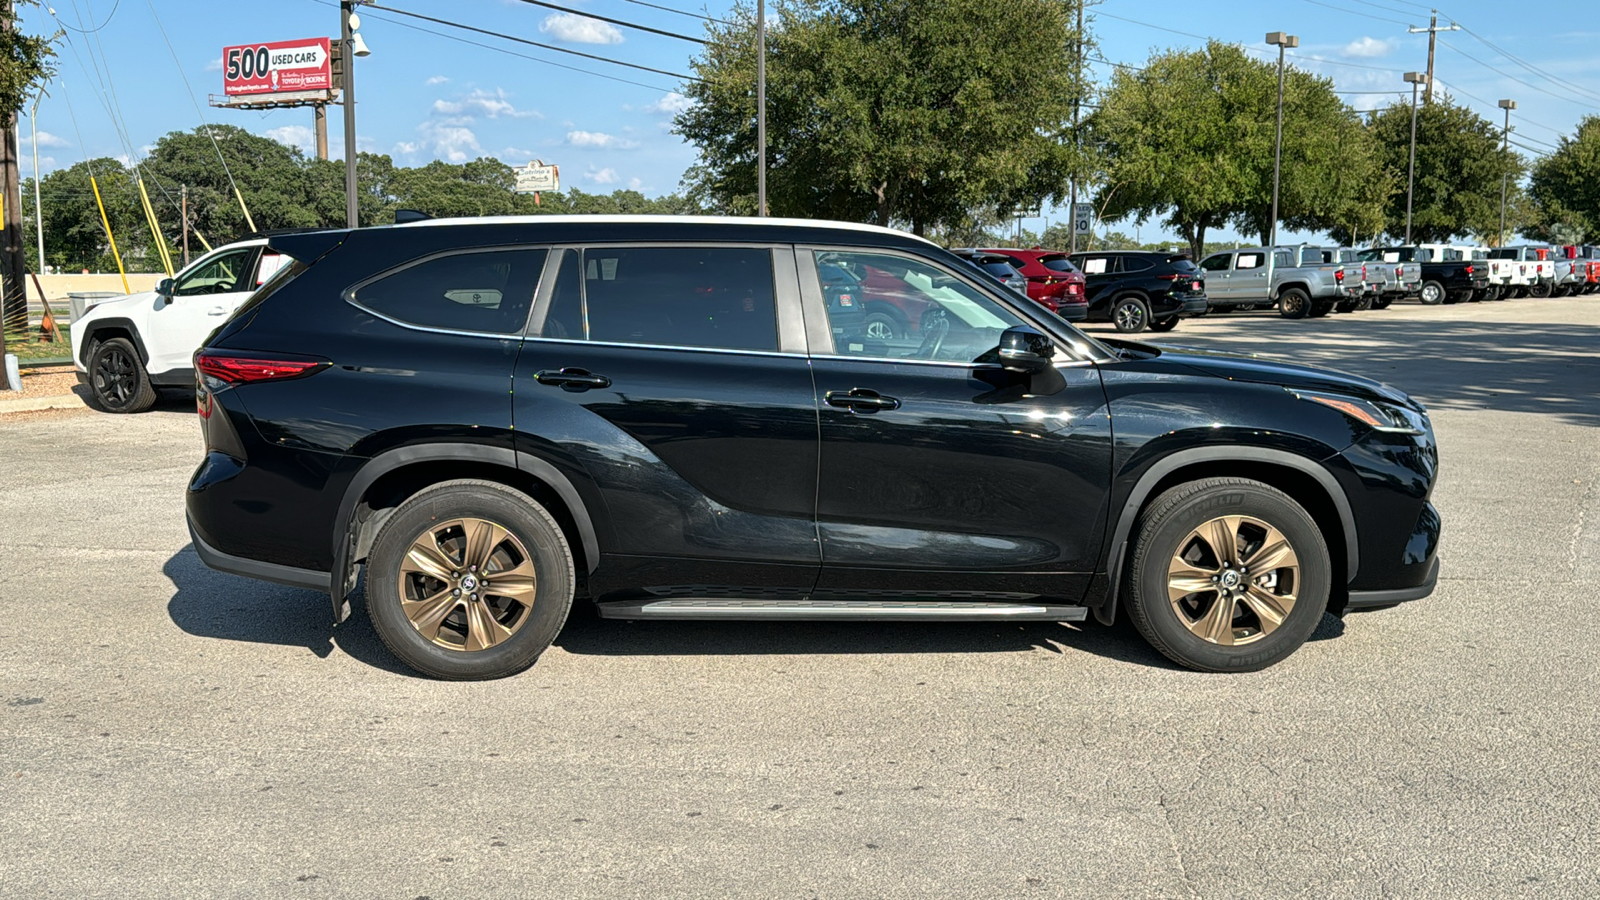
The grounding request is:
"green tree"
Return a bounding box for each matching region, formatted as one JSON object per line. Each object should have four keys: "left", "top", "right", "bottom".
{"left": 1526, "top": 115, "right": 1600, "bottom": 243}
{"left": 1366, "top": 95, "right": 1522, "bottom": 243}
{"left": 1090, "top": 41, "right": 1382, "bottom": 258}
{"left": 2, "top": 0, "right": 58, "bottom": 334}
{"left": 676, "top": 0, "right": 1084, "bottom": 235}
{"left": 35, "top": 158, "right": 165, "bottom": 273}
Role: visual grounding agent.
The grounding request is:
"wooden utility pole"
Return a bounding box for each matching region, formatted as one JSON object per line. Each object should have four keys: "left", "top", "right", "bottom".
{"left": 1408, "top": 12, "right": 1460, "bottom": 105}
{"left": 0, "top": 0, "right": 28, "bottom": 342}
{"left": 314, "top": 103, "right": 329, "bottom": 160}
{"left": 181, "top": 185, "right": 190, "bottom": 266}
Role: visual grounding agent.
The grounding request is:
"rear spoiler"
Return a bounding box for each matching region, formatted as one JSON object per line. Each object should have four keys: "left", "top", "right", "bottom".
{"left": 267, "top": 230, "right": 351, "bottom": 266}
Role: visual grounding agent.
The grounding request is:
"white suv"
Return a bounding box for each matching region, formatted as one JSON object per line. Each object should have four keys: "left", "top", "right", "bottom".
{"left": 71, "top": 238, "right": 289, "bottom": 412}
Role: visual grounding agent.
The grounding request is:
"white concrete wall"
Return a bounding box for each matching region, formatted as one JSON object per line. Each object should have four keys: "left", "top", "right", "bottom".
{"left": 32, "top": 274, "right": 164, "bottom": 303}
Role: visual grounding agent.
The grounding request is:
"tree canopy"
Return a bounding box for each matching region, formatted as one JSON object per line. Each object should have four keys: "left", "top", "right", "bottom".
{"left": 675, "top": 0, "right": 1086, "bottom": 235}
{"left": 1526, "top": 115, "right": 1600, "bottom": 243}
{"left": 1366, "top": 95, "right": 1523, "bottom": 244}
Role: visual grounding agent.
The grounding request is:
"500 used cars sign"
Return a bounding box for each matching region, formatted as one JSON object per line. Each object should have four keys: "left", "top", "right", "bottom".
{"left": 222, "top": 38, "right": 332, "bottom": 96}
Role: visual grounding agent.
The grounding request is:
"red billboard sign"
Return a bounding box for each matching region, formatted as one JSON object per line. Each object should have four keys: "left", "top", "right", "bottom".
{"left": 222, "top": 38, "right": 332, "bottom": 96}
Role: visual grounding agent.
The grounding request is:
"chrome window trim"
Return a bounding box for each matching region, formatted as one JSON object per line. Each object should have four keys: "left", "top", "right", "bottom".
{"left": 344, "top": 244, "right": 551, "bottom": 338}
{"left": 521, "top": 334, "right": 808, "bottom": 359}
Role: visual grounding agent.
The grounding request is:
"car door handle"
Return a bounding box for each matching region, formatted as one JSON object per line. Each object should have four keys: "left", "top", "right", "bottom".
{"left": 207, "top": 307, "right": 227, "bottom": 316}
{"left": 825, "top": 388, "right": 900, "bottom": 414}
{"left": 534, "top": 367, "right": 612, "bottom": 392}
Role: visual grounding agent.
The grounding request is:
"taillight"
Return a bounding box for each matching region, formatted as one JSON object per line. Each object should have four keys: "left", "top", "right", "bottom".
{"left": 1191, "top": 281, "right": 1202, "bottom": 292}
{"left": 194, "top": 350, "right": 329, "bottom": 384}
{"left": 1335, "top": 269, "right": 1344, "bottom": 282}
{"left": 1066, "top": 283, "right": 1083, "bottom": 296}
{"left": 1396, "top": 266, "right": 1404, "bottom": 279}
{"left": 1465, "top": 265, "right": 1473, "bottom": 274}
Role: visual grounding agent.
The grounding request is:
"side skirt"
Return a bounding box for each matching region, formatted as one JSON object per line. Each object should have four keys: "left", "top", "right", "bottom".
{"left": 595, "top": 598, "right": 1088, "bottom": 622}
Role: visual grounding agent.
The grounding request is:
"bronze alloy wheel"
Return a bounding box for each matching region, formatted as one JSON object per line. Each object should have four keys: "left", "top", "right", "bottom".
{"left": 1166, "top": 514, "right": 1299, "bottom": 646}
{"left": 399, "top": 517, "right": 538, "bottom": 651}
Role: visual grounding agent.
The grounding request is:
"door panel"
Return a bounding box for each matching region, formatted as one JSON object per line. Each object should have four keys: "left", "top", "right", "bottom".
{"left": 148, "top": 247, "right": 260, "bottom": 373}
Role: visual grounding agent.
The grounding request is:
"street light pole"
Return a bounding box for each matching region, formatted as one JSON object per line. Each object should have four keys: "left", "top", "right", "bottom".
{"left": 29, "top": 90, "right": 45, "bottom": 274}
{"left": 341, "top": 0, "right": 359, "bottom": 227}
{"left": 1403, "top": 71, "right": 1427, "bottom": 244}
{"left": 1497, "top": 98, "right": 1516, "bottom": 247}
{"left": 756, "top": 0, "right": 766, "bottom": 217}
{"left": 1266, "top": 32, "right": 1298, "bottom": 248}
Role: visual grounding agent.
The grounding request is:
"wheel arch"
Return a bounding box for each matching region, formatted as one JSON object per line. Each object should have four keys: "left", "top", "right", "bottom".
{"left": 329, "top": 443, "right": 601, "bottom": 621}
{"left": 1095, "top": 447, "right": 1357, "bottom": 626}
{"left": 79, "top": 317, "right": 148, "bottom": 365}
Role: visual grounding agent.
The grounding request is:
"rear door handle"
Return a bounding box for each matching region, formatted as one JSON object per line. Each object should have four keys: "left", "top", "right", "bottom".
{"left": 825, "top": 388, "right": 900, "bottom": 414}
{"left": 207, "top": 307, "right": 227, "bottom": 316}
{"left": 534, "top": 367, "right": 612, "bottom": 392}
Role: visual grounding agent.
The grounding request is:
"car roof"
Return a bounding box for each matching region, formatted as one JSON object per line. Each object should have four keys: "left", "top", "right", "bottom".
{"left": 390, "top": 214, "right": 940, "bottom": 247}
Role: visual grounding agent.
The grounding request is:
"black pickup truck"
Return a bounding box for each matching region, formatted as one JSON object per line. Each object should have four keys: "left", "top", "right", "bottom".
{"left": 1379, "top": 245, "right": 1489, "bottom": 305}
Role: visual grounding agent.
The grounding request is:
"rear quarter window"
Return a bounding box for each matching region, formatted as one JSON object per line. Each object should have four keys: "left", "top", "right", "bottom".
{"left": 351, "top": 248, "right": 547, "bottom": 334}
{"left": 1120, "top": 257, "right": 1153, "bottom": 272}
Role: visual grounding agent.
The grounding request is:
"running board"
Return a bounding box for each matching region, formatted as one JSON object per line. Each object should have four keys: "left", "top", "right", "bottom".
{"left": 595, "top": 599, "right": 1088, "bottom": 622}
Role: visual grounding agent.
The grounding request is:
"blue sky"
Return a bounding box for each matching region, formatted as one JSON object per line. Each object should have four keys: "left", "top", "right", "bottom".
{"left": 19, "top": 0, "right": 1600, "bottom": 243}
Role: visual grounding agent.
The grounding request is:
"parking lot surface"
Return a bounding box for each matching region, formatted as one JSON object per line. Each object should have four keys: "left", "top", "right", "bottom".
{"left": 3, "top": 296, "right": 1598, "bottom": 898}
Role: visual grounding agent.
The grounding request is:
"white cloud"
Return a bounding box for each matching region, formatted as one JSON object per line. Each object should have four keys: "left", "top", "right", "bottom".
{"left": 21, "top": 130, "right": 68, "bottom": 148}
{"left": 204, "top": 57, "right": 223, "bottom": 72}
{"left": 627, "top": 177, "right": 642, "bottom": 190}
{"left": 567, "top": 130, "right": 638, "bottom": 149}
{"left": 398, "top": 121, "right": 482, "bottom": 162}
{"left": 426, "top": 75, "right": 450, "bottom": 85}
{"left": 540, "top": 12, "right": 624, "bottom": 45}
{"left": 1342, "top": 37, "right": 1394, "bottom": 58}
{"left": 585, "top": 167, "right": 619, "bottom": 185}
{"left": 433, "top": 88, "right": 540, "bottom": 120}
{"left": 501, "top": 146, "right": 538, "bottom": 160}
{"left": 644, "top": 91, "right": 693, "bottom": 115}
{"left": 265, "top": 125, "right": 316, "bottom": 153}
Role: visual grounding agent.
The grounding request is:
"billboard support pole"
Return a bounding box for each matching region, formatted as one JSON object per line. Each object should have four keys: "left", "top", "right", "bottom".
{"left": 341, "top": 0, "right": 359, "bottom": 228}
{"left": 314, "top": 104, "right": 329, "bottom": 161}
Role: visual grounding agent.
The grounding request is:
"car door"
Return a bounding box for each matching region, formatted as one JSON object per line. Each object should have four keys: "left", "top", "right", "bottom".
{"left": 146, "top": 245, "right": 261, "bottom": 375}
{"left": 1198, "top": 252, "right": 1234, "bottom": 301}
{"left": 798, "top": 246, "right": 1113, "bottom": 602}
{"left": 1071, "top": 253, "right": 1118, "bottom": 312}
{"left": 514, "top": 243, "right": 821, "bottom": 603}
{"left": 1231, "top": 250, "right": 1270, "bottom": 302}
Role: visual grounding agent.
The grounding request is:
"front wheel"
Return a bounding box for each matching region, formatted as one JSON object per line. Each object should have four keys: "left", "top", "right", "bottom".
{"left": 1124, "top": 477, "right": 1331, "bottom": 672}
{"left": 88, "top": 337, "right": 158, "bottom": 413}
{"left": 1278, "top": 288, "right": 1311, "bottom": 319}
{"left": 1112, "top": 295, "right": 1150, "bottom": 333}
{"left": 365, "top": 479, "right": 576, "bottom": 680}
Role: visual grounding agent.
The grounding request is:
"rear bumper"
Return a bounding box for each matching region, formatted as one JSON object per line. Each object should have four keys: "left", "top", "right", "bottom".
{"left": 1055, "top": 303, "right": 1088, "bottom": 322}
{"left": 1178, "top": 298, "right": 1209, "bottom": 316}
{"left": 188, "top": 515, "right": 331, "bottom": 594}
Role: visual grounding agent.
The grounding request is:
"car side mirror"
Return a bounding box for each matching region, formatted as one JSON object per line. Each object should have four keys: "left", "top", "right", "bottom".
{"left": 156, "top": 278, "right": 174, "bottom": 298}
{"left": 998, "top": 326, "right": 1054, "bottom": 375}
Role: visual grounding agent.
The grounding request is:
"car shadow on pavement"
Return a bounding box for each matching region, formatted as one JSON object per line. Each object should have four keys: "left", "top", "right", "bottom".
{"left": 1122, "top": 315, "right": 1600, "bottom": 429}
{"left": 164, "top": 546, "right": 418, "bottom": 677}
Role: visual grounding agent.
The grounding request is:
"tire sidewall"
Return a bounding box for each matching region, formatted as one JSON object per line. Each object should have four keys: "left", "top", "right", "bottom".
{"left": 1113, "top": 295, "right": 1149, "bottom": 333}
{"left": 366, "top": 481, "right": 575, "bottom": 680}
{"left": 1279, "top": 289, "right": 1309, "bottom": 319}
{"left": 1129, "top": 482, "right": 1331, "bottom": 672}
{"left": 89, "top": 338, "right": 151, "bottom": 413}
{"left": 1420, "top": 282, "right": 1444, "bottom": 305}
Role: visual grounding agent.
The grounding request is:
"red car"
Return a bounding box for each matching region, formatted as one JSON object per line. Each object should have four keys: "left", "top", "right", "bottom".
{"left": 976, "top": 247, "right": 1089, "bottom": 320}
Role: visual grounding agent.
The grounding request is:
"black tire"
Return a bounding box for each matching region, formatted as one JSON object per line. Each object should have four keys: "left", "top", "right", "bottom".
{"left": 88, "top": 337, "right": 158, "bottom": 414}
{"left": 1372, "top": 296, "right": 1394, "bottom": 310}
{"left": 1529, "top": 281, "right": 1553, "bottom": 299}
{"left": 1111, "top": 295, "right": 1150, "bottom": 333}
{"left": 1147, "top": 316, "right": 1180, "bottom": 332}
{"left": 1335, "top": 299, "right": 1358, "bottom": 314}
{"left": 1123, "top": 477, "right": 1331, "bottom": 672}
{"left": 861, "top": 309, "right": 904, "bottom": 342}
{"left": 1354, "top": 295, "right": 1373, "bottom": 311}
{"left": 1487, "top": 287, "right": 1506, "bottom": 301}
{"left": 1419, "top": 280, "right": 1446, "bottom": 305}
{"left": 1308, "top": 300, "right": 1334, "bottom": 318}
{"left": 1278, "top": 288, "right": 1311, "bottom": 319}
{"left": 366, "top": 479, "right": 576, "bottom": 680}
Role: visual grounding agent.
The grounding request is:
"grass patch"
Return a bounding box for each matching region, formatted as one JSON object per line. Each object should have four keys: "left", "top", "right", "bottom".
{"left": 3, "top": 324, "right": 73, "bottom": 362}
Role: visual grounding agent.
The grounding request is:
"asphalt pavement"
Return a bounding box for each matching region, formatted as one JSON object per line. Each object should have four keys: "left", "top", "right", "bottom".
{"left": 2, "top": 295, "right": 1597, "bottom": 898}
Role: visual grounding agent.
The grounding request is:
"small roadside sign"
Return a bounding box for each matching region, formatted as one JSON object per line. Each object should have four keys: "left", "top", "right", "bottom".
{"left": 1072, "top": 203, "right": 1094, "bottom": 235}
{"left": 515, "top": 160, "right": 560, "bottom": 195}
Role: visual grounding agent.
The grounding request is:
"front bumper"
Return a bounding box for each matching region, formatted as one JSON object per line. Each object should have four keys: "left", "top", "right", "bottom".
{"left": 1346, "top": 556, "right": 1439, "bottom": 609}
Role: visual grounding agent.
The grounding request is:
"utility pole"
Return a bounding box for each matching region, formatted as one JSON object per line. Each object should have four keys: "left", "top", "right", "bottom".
{"left": 181, "top": 185, "right": 190, "bottom": 267}
{"left": 756, "top": 0, "right": 766, "bottom": 217}
{"left": 1498, "top": 99, "right": 1516, "bottom": 247}
{"left": 314, "top": 103, "right": 329, "bottom": 161}
{"left": 1266, "top": 32, "right": 1299, "bottom": 248}
{"left": 1069, "top": 0, "right": 1082, "bottom": 254}
{"left": 1404, "top": 72, "right": 1427, "bottom": 243}
{"left": 1408, "top": 12, "right": 1459, "bottom": 105}
{"left": 0, "top": 0, "right": 27, "bottom": 341}
{"left": 341, "top": 0, "right": 359, "bottom": 227}
{"left": 30, "top": 90, "right": 45, "bottom": 277}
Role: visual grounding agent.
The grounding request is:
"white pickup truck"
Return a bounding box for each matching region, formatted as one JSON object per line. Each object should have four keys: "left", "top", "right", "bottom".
{"left": 1488, "top": 246, "right": 1556, "bottom": 298}
{"left": 69, "top": 237, "right": 285, "bottom": 412}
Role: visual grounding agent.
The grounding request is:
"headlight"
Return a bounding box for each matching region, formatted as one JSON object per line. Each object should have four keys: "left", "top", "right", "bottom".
{"left": 1289, "top": 388, "right": 1427, "bottom": 435}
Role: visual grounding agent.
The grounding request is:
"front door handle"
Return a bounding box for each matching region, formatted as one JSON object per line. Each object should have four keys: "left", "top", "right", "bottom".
{"left": 825, "top": 388, "right": 900, "bottom": 414}
{"left": 535, "top": 367, "right": 612, "bottom": 392}
{"left": 207, "top": 307, "right": 227, "bottom": 316}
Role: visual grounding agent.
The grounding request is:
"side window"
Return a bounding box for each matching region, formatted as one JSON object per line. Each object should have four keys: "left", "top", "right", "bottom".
{"left": 1198, "top": 254, "right": 1231, "bottom": 272}
{"left": 1078, "top": 256, "right": 1110, "bottom": 275}
{"left": 1273, "top": 250, "right": 1294, "bottom": 268}
{"left": 1120, "top": 256, "right": 1153, "bottom": 273}
{"left": 813, "top": 249, "right": 1025, "bottom": 362}
{"left": 352, "top": 248, "right": 546, "bottom": 334}
{"left": 255, "top": 252, "right": 288, "bottom": 286}
{"left": 175, "top": 249, "right": 255, "bottom": 296}
{"left": 579, "top": 246, "right": 778, "bottom": 352}
{"left": 539, "top": 250, "right": 583, "bottom": 339}
{"left": 1236, "top": 253, "right": 1264, "bottom": 271}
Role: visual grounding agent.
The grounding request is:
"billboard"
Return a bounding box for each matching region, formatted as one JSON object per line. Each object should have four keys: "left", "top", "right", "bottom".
{"left": 515, "top": 160, "right": 560, "bottom": 194}
{"left": 222, "top": 38, "right": 332, "bottom": 96}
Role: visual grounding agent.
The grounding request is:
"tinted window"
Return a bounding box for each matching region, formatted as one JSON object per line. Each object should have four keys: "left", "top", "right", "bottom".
{"left": 354, "top": 249, "right": 546, "bottom": 334}
{"left": 176, "top": 248, "right": 254, "bottom": 296}
{"left": 814, "top": 250, "right": 1025, "bottom": 361}
{"left": 977, "top": 260, "right": 1016, "bottom": 280}
{"left": 1121, "top": 256, "right": 1154, "bottom": 272}
{"left": 1040, "top": 255, "right": 1079, "bottom": 273}
{"left": 579, "top": 246, "right": 777, "bottom": 352}
{"left": 1274, "top": 250, "right": 1294, "bottom": 268}
{"left": 540, "top": 249, "right": 583, "bottom": 339}
{"left": 1199, "top": 254, "right": 1231, "bottom": 272}
{"left": 1166, "top": 257, "right": 1199, "bottom": 273}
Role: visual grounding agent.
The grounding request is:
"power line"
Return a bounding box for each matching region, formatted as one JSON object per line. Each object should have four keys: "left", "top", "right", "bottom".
{"left": 1286, "top": 51, "right": 1404, "bottom": 73}
{"left": 1296, "top": 0, "right": 1411, "bottom": 27}
{"left": 622, "top": 0, "right": 728, "bottom": 26}
{"left": 1438, "top": 38, "right": 1600, "bottom": 110}
{"left": 52, "top": 0, "right": 119, "bottom": 33}
{"left": 366, "top": 2, "right": 700, "bottom": 82}
{"left": 510, "top": 0, "right": 705, "bottom": 43}
{"left": 1454, "top": 27, "right": 1600, "bottom": 107}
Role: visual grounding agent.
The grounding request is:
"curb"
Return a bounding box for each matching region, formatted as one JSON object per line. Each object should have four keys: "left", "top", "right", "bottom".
{"left": 0, "top": 393, "right": 89, "bottom": 415}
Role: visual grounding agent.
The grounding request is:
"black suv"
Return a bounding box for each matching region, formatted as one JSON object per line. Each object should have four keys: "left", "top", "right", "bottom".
{"left": 1065, "top": 250, "right": 1209, "bottom": 333}
{"left": 188, "top": 217, "right": 1439, "bottom": 679}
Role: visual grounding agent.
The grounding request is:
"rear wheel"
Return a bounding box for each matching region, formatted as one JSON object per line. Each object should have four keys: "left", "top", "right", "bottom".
{"left": 1308, "top": 300, "right": 1334, "bottom": 318}
{"left": 1529, "top": 282, "right": 1553, "bottom": 298}
{"left": 1419, "top": 280, "right": 1446, "bottom": 305}
{"left": 861, "top": 309, "right": 904, "bottom": 341}
{"left": 1112, "top": 295, "right": 1150, "bottom": 333}
{"left": 1124, "top": 478, "right": 1331, "bottom": 672}
{"left": 1372, "top": 296, "right": 1394, "bottom": 310}
{"left": 88, "top": 337, "right": 157, "bottom": 414}
{"left": 1278, "top": 288, "right": 1311, "bottom": 319}
{"left": 1148, "top": 316, "right": 1179, "bottom": 332}
{"left": 366, "top": 479, "right": 575, "bottom": 680}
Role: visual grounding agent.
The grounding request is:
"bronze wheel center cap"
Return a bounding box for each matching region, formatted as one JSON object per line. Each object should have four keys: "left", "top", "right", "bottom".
{"left": 460, "top": 574, "right": 480, "bottom": 592}
{"left": 1219, "top": 570, "right": 1242, "bottom": 590}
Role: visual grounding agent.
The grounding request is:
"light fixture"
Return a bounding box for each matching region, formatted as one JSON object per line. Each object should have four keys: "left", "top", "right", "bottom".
{"left": 351, "top": 32, "right": 371, "bottom": 58}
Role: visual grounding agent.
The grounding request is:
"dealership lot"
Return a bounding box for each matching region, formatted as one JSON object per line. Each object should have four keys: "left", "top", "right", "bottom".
{"left": 2, "top": 297, "right": 1597, "bottom": 898}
